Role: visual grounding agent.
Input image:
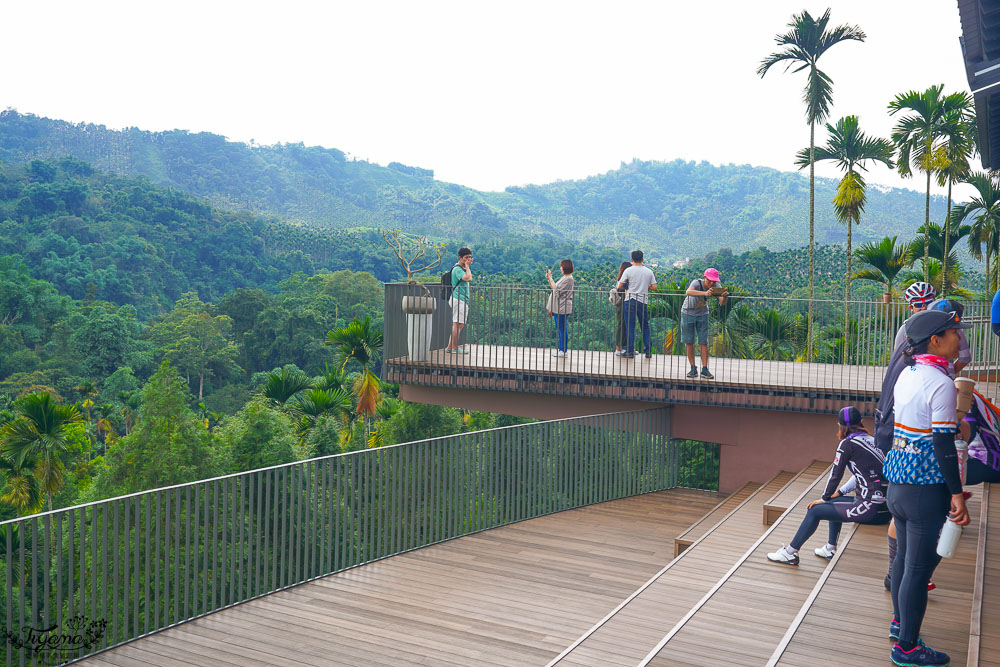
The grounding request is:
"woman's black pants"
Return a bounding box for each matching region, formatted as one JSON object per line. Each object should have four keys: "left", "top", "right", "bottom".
{"left": 887, "top": 482, "right": 950, "bottom": 646}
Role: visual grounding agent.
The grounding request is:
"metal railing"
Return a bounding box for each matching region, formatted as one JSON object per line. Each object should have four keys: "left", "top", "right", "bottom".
{"left": 0, "top": 407, "right": 717, "bottom": 666}
{"left": 384, "top": 283, "right": 1000, "bottom": 411}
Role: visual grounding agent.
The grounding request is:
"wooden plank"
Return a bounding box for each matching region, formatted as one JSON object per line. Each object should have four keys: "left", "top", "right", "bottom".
{"left": 639, "top": 464, "right": 835, "bottom": 666}
{"left": 73, "top": 487, "right": 721, "bottom": 667}
{"left": 774, "top": 489, "right": 985, "bottom": 666}
{"left": 970, "top": 482, "right": 991, "bottom": 667}
{"left": 762, "top": 460, "right": 832, "bottom": 525}
{"left": 548, "top": 469, "right": 801, "bottom": 665}
{"left": 675, "top": 481, "right": 762, "bottom": 556}
{"left": 765, "top": 523, "right": 859, "bottom": 665}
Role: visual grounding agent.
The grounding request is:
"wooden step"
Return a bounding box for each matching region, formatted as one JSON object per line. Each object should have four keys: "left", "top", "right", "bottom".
{"left": 639, "top": 463, "right": 834, "bottom": 666}
{"left": 972, "top": 483, "right": 999, "bottom": 667}
{"left": 762, "top": 460, "right": 831, "bottom": 525}
{"left": 674, "top": 481, "right": 762, "bottom": 557}
{"left": 769, "top": 487, "right": 985, "bottom": 666}
{"left": 547, "top": 469, "right": 798, "bottom": 666}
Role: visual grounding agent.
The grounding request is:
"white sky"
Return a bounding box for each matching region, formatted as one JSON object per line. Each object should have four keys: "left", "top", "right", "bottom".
{"left": 0, "top": 0, "right": 979, "bottom": 198}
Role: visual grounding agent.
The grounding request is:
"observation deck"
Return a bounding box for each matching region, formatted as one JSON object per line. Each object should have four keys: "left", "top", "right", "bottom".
{"left": 383, "top": 283, "right": 1000, "bottom": 417}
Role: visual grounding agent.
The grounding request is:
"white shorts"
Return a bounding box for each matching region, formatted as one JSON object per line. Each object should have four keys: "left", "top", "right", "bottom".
{"left": 450, "top": 298, "right": 468, "bottom": 324}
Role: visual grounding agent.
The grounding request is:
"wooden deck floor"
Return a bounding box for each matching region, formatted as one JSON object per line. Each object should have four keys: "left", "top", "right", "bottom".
{"left": 643, "top": 463, "right": 838, "bottom": 666}
{"left": 774, "top": 488, "right": 985, "bottom": 666}
{"left": 549, "top": 470, "right": 800, "bottom": 666}
{"left": 75, "top": 488, "right": 724, "bottom": 667}
{"left": 392, "top": 345, "right": 888, "bottom": 394}
{"left": 388, "top": 345, "right": 1000, "bottom": 408}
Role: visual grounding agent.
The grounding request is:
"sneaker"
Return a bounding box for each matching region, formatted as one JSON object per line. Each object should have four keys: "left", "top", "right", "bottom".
{"left": 889, "top": 618, "right": 900, "bottom": 640}
{"left": 686, "top": 367, "right": 698, "bottom": 378}
{"left": 766, "top": 545, "right": 799, "bottom": 566}
{"left": 615, "top": 350, "right": 624, "bottom": 357}
{"left": 927, "top": 582, "right": 936, "bottom": 591}
{"left": 621, "top": 352, "right": 635, "bottom": 359}
{"left": 556, "top": 351, "right": 568, "bottom": 358}
{"left": 814, "top": 545, "right": 835, "bottom": 560}
{"left": 701, "top": 367, "right": 714, "bottom": 379}
{"left": 456, "top": 347, "right": 469, "bottom": 354}
{"left": 644, "top": 352, "right": 652, "bottom": 359}
{"left": 890, "top": 641, "right": 949, "bottom": 666}
{"left": 552, "top": 350, "right": 560, "bottom": 357}
{"left": 446, "top": 348, "right": 455, "bottom": 355}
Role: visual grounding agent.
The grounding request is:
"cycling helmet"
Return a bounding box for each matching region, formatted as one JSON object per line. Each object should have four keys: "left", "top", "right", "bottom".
{"left": 929, "top": 297, "right": 964, "bottom": 319}
{"left": 903, "top": 282, "right": 936, "bottom": 307}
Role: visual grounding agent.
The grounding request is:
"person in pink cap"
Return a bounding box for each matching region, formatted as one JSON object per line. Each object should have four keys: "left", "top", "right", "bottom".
{"left": 682, "top": 268, "right": 728, "bottom": 379}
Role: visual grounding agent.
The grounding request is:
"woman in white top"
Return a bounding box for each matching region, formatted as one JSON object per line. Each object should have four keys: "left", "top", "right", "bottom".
{"left": 546, "top": 259, "right": 574, "bottom": 358}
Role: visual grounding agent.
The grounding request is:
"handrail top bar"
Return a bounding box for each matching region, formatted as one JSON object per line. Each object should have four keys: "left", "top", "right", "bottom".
{"left": 0, "top": 406, "right": 664, "bottom": 527}
{"left": 383, "top": 283, "right": 991, "bottom": 305}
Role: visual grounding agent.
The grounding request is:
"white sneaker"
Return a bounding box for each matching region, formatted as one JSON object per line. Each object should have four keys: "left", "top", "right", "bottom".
{"left": 814, "top": 545, "right": 836, "bottom": 560}
{"left": 766, "top": 545, "right": 799, "bottom": 566}
{"left": 615, "top": 350, "right": 624, "bottom": 357}
{"left": 557, "top": 351, "right": 568, "bottom": 358}
{"left": 552, "top": 350, "right": 561, "bottom": 357}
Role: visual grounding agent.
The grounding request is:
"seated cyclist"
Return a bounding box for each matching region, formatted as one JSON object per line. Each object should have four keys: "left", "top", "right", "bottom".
{"left": 766, "top": 406, "right": 891, "bottom": 566}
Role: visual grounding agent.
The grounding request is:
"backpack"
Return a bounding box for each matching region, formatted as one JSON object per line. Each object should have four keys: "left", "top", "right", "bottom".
{"left": 440, "top": 265, "right": 458, "bottom": 300}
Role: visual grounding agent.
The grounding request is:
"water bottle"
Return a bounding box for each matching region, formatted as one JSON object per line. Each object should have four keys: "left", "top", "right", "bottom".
{"left": 937, "top": 516, "right": 963, "bottom": 558}
{"left": 956, "top": 439, "right": 969, "bottom": 485}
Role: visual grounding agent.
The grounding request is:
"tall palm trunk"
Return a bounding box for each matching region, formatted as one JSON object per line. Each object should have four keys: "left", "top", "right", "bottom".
{"left": 808, "top": 119, "right": 815, "bottom": 361}
{"left": 942, "top": 176, "right": 953, "bottom": 291}
{"left": 924, "top": 169, "right": 931, "bottom": 282}
{"left": 843, "top": 216, "right": 852, "bottom": 360}
{"left": 987, "top": 250, "right": 992, "bottom": 297}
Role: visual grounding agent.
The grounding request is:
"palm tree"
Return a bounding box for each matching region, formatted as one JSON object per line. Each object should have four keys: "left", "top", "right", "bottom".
{"left": 937, "top": 110, "right": 977, "bottom": 281}
{"left": 0, "top": 454, "right": 42, "bottom": 516}
{"left": 758, "top": 9, "right": 865, "bottom": 360}
{"left": 888, "top": 85, "right": 975, "bottom": 281}
{"left": 262, "top": 367, "right": 314, "bottom": 406}
{"left": 0, "top": 392, "right": 83, "bottom": 512}
{"left": 954, "top": 172, "right": 1000, "bottom": 293}
{"left": 852, "top": 237, "right": 911, "bottom": 298}
{"left": 325, "top": 317, "right": 384, "bottom": 422}
{"left": 742, "top": 309, "right": 798, "bottom": 361}
{"left": 901, "top": 257, "right": 970, "bottom": 299}
{"left": 907, "top": 221, "right": 972, "bottom": 265}
{"left": 795, "top": 115, "right": 893, "bottom": 336}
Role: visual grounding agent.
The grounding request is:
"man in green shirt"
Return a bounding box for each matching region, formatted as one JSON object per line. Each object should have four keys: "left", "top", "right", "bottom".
{"left": 447, "top": 247, "right": 473, "bottom": 353}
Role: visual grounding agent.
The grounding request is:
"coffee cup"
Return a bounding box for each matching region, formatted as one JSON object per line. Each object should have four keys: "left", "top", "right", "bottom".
{"left": 955, "top": 377, "right": 976, "bottom": 419}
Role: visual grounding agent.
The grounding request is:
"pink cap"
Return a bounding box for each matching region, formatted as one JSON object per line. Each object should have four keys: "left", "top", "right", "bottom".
{"left": 704, "top": 268, "right": 720, "bottom": 282}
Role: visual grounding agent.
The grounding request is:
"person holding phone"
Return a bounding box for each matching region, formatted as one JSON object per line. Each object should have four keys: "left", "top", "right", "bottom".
{"left": 447, "top": 248, "right": 473, "bottom": 353}
{"left": 546, "top": 259, "right": 574, "bottom": 358}
{"left": 682, "top": 268, "right": 728, "bottom": 379}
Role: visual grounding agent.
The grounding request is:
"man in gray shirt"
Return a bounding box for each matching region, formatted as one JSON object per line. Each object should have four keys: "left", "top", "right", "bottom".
{"left": 682, "top": 268, "right": 727, "bottom": 379}
{"left": 617, "top": 250, "right": 657, "bottom": 358}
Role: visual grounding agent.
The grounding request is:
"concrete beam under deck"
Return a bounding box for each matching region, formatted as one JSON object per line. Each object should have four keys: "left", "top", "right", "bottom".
{"left": 400, "top": 384, "right": 834, "bottom": 493}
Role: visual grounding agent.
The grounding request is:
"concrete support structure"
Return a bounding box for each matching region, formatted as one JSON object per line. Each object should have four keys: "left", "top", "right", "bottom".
{"left": 400, "top": 385, "right": 835, "bottom": 493}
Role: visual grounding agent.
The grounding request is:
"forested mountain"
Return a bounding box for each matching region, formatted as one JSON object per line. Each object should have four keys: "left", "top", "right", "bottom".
{"left": 0, "top": 110, "right": 947, "bottom": 260}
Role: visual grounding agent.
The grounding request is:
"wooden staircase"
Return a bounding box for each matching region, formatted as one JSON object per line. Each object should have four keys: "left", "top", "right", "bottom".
{"left": 548, "top": 465, "right": 1000, "bottom": 667}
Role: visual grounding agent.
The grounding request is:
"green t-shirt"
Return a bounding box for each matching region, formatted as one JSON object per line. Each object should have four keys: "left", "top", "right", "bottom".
{"left": 451, "top": 265, "right": 469, "bottom": 302}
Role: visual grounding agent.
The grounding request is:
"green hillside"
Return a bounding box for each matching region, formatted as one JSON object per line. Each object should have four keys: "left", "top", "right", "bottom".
{"left": 0, "top": 110, "right": 948, "bottom": 260}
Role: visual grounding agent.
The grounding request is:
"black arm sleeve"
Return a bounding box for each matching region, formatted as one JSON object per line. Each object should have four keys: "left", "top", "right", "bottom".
{"left": 931, "top": 431, "right": 963, "bottom": 495}
{"left": 822, "top": 440, "right": 850, "bottom": 501}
